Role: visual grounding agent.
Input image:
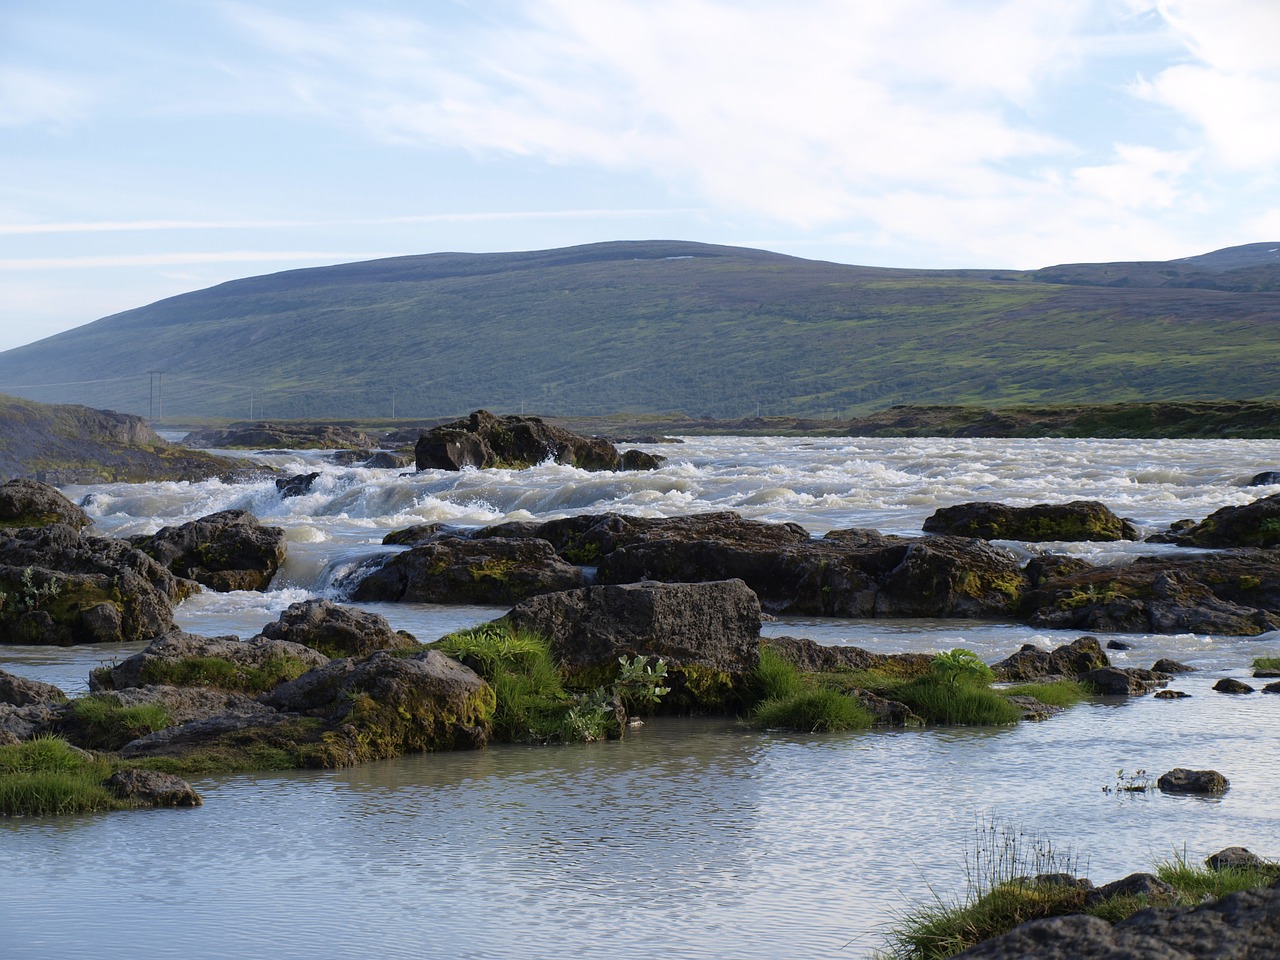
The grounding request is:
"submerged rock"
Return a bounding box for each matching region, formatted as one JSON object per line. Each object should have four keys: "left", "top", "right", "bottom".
{"left": 923, "top": 500, "right": 1139, "bottom": 542}
{"left": 1157, "top": 768, "right": 1229, "bottom": 794}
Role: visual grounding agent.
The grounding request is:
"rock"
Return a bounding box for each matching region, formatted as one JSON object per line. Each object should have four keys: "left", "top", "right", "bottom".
{"left": 381, "top": 523, "right": 455, "bottom": 546}
{"left": 1265, "top": 681, "right": 1280, "bottom": 694}
{"left": 95, "top": 629, "right": 329, "bottom": 691}
{"left": 256, "top": 598, "right": 419, "bottom": 658}
{"left": 349, "top": 537, "right": 587, "bottom": 605}
{"left": 1081, "top": 666, "right": 1168, "bottom": 695}
{"left": 0, "top": 478, "right": 92, "bottom": 530}
{"left": 1023, "top": 552, "right": 1280, "bottom": 636}
{"left": 1205, "top": 847, "right": 1271, "bottom": 872}
{"left": 130, "top": 509, "right": 287, "bottom": 591}
{"left": 1107, "top": 639, "right": 1133, "bottom": 650}
{"left": 504, "top": 579, "right": 763, "bottom": 710}
{"left": 584, "top": 514, "right": 1026, "bottom": 618}
{"left": 107, "top": 768, "right": 203, "bottom": 807}
{"left": 0, "top": 523, "right": 191, "bottom": 645}
{"left": 1176, "top": 493, "right": 1280, "bottom": 547}
{"left": 0, "top": 702, "right": 62, "bottom": 741}
{"left": 184, "top": 422, "right": 378, "bottom": 450}
{"left": 362, "top": 451, "right": 413, "bottom": 469}
{"left": 955, "top": 886, "right": 1280, "bottom": 959}
{"left": 1152, "top": 658, "right": 1195, "bottom": 673}
{"left": 104, "top": 684, "right": 277, "bottom": 727}
{"left": 261, "top": 648, "right": 494, "bottom": 756}
{"left": 415, "top": 410, "right": 652, "bottom": 473}
{"left": 923, "top": 500, "right": 1140, "bottom": 542}
{"left": 1024, "top": 554, "right": 1097, "bottom": 587}
{"left": 1005, "top": 695, "right": 1065, "bottom": 720}
{"left": 619, "top": 449, "right": 667, "bottom": 471}
{"left": 275, "top": 471, "right": 321, "bottom": 498}
{"left": 763, "top": 636, "right": 932, "bottom": 676}
{"left": 1213, "top": 678, "right": 1255, "bottom": 694}
{"left": 0, "top": 669, "right": 67, "bottom": 706}
{"left": 1249, "top": 471, "right": 1280, "bottom": 486}
{"left": 991, "top": 636, "right": 1110, "bottom": 682}
{"left": 1157, "top": 768, "right": 1229, "bottom": 794}
{"left": 1154, "top": 689, "right": 1190, "bottom": 699}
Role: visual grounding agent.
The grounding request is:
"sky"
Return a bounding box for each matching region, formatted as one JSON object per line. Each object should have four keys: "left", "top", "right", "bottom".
{"left": 2, "top": 0, "right": 1279, "bottom": 352}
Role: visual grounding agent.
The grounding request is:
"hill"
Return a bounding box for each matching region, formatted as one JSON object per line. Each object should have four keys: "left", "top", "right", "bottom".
{"left": 0, "top": 240, "right": 1277, "bottom": 421}
{"left": 0, "top": 394, "right": 251, "bottom": 484}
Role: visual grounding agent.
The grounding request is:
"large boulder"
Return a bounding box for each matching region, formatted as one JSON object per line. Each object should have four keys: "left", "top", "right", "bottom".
{"left": 0, "top": 478, "right": 92, "bottom": 530}
{"left": 256, "top": 599, "right": 420, "bottom": 658}
{"left": 107, "top": 768, "right": 203, "bottom": 807}
{"left": 0, "top": 523, "right": 193, "bottom": 645}
{"left": 1175, "top": 493, "right": 1280, "bottom": 548}
{"left": 415, "top": 410, "right": 662, "bottom": 473}
{"left": 954, "top": 886, "right": 1280, "bottom": 959}
{"left": 93, "top": 629, "right": 328, "bottom": 692}
{"left": 924, "top": 500, "right": 1139, "bottom": 542}
{"left": 0, "top": 668, "right": 68, "bottom": 707}
{"left": 596, "top": 523, "right": 1027, "bottom": 618}
{"left": 1022, "top": 551, "right": 1280, "bottom": 636}
{"left": 1158, "top": 768, "right": 1230, "bottom": 794}
{"left": 349, "top": 537, "right": 587, "bottom": 605}
{"left": 504, "top": 579, "right": 762, "bottom": 710}
{"left": 183, "top": 422, "right": 378, "bottom": 450}
{"left": 130, "top": 509, "right": 287, "bottom": 591}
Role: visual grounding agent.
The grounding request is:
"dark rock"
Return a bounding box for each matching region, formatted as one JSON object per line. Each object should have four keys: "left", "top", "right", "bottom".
{"left": 1264, "top": 681, "right": 1280, "bottom": 694}
{"left": 0, "top": 478, "right": 92, "bottom": 530}
{"left": 361, "top": 451, "right": 413, "bottom": 469}
{"left": 955, "top": 885, "right": 1280, "bottom": 959}
{"left": 1157, "top": 767, "right": 1229, "bottom": 794}
{"left": 1005, "top": 695, "right": 1065, "bottom": 720}
{"left": 1152, "top": 658, "right": 1195, "bottom": 673}
{"left": 256, "top": 598, "right": 419, "bottom": 658}
{"left": 1024, "top": 554, "right": 1097, "bottom": 587}
{"left": 991, "top": 636, "right": 1110, "bottom": 682}
{"left": 619, "top": 449, "right": 667, "bottom": 471}
{"left": 1249, "top": 471, "right": 1280, "bottom": 486}
{"left": 0, "top": 523, "right": 191, "bottom": 645}
{"left": 1176, "top": 493, "right": 1280, "bottom": 547}
{"left": 107, "top": 768, "right": 203, "bottom": 807}
{"left": 95, "top": 629, "right": 328, "bottom": 691}
{"left": 415, "top": 410, "right": 653, "bottom": 473}
{"left": 105, "top": 684, "right": 278, "bottom": 727}
{"left": 0, "top": 669, "right": 67, "bottom": 706}
{"left": 1023, "top": 552, "right": 1280, "bottom": 636}
{"left": 0, "top": 702, "right": 62, "bottom": 741}
{"left": 350, "top": 537, "right": 587, "bottom": 605}
{"left": 1107, "top": 639, "right": 1133, "bottom": 650}
{"left": 131, "top": 509, "right": 287, "bottom": 591}
{"left": 1145, "top": 519, "right": 1197, "bottom": 544}
{"left": 275, "top": 471, "right": 320, "bottom": 498}
{"left": 763, "top": 636, "right": 932, "bottom": 676}
{"left": 504, "top": 579, "right": 762, "bottom": 710}
{"left": 1154, "top": 689, "right": 1190, "bottom": 699}
{"left": 184, "top": 422, "right": 378, "bottom": 450}
{"left": 1205, "top": 847, "right": 1271, "bottom": 872}
{"left": 1080, "top": 871, "right": 1177, "bottom": 907}
{"left": 382, "top": 523, "right": 451, "bottom": 546}
{"left": 924, "top": 500, "right": 1139, "bottom": 542}
{"left": 1081, "top": 666, "right": 1168, "bottom": 696}
{"left": 1213, "top": 677, "right": 1255, "bottom": 694}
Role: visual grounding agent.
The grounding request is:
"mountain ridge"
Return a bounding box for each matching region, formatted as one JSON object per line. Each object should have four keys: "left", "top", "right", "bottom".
{"left": 1, "top": 240, "right": 1277, "bottom": 421}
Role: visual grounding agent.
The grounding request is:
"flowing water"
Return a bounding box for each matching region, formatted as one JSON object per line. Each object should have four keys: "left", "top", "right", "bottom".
{"left": 2, "top": 436, "right": 1279, "bottom": 958}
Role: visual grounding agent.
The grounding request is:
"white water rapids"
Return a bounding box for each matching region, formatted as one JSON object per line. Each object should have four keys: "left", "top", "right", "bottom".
{"left": 2, "top": 435, "right": 1279, "bottom": 959}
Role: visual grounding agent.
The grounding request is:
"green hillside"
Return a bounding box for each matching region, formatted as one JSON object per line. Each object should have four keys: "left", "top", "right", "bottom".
{"left": 0, "top": 240, "right": 1277, "bottom": 421}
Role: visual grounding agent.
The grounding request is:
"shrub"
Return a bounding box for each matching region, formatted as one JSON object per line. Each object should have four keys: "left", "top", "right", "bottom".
{"left": 930, "top": 648, "right": 994, "bottom": 686}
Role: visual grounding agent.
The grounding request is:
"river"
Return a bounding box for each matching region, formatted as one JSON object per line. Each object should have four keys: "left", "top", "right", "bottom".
{"left": 1, "top": 436, "right": 1278, "bottom": 958}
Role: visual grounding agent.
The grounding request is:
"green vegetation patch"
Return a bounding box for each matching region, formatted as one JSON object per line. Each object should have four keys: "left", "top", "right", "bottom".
{"left": 67, "top": 694, "right": 172, "bottom": 750}
{"left": 137, "top": 654, "right": 313, "bottom": 693}
{"left": 0, "top": 736, "right": 124, "bottom": 816}
{"left": 999, "top": 680, "right": 1090, "bottom": 709}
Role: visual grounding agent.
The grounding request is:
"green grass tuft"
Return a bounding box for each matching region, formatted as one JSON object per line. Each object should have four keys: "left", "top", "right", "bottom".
{"left": 138, "top": 654, "right": 311, "bottom": 693}
{"left": 749, "top": 645, "right": 806, "bottom": 704}
{"left": 751, "top": 688, "right": 873, "bottom": 732}
{"left": 999, "top": 680, "right": 1090, "bottom": 708}
{"left": 67, "top": 694, "right": 172, "bottom": 750}
{"left": 0, "top": 736, "right": 122, "bottom": 816}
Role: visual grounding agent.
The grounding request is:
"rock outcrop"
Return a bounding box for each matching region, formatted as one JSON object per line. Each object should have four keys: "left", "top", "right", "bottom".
{"left": 505, "top": 578, "right": 762, "bottom": 709}
{"left": 923, "top": 500, "right": 1139, "bottom": 542}
{"left": 256, "top": 598, "right": 420, "bottom": 659}
{"left": 130, "top": 509, "right": 287, "bottom": 592}
{"left": 184, "top": 422, "right": 378, "bottom": 450}
{"left": 1173, "top": 493, "right": 1280, "bottom": 548}
{"left": 0, "top": 478, "right": 92, "bottom": 530}
{"left": 350, "top": 537, "right": 588, "bottom": 605}
{"left": 414, "top": 410, "right": 664, "bottom": 473}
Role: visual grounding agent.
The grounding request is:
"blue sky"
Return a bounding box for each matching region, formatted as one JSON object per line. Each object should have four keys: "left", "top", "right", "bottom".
{"left": 2, "top": 0, "right": 1278, "bottom": 352}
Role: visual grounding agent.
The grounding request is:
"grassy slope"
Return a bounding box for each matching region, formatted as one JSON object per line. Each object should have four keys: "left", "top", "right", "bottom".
{"left": 1, "top": 240, "right": 1278, "bottom": 421}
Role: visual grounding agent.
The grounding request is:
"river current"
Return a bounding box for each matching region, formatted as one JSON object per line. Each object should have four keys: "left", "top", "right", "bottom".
{"left": 2, "top": 436, "right": 1279, "bottom": 958}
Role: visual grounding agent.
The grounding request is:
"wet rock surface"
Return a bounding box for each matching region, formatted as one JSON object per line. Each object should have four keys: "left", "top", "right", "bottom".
{"left": 923, "top": 499, "right": 1139, "bottom": 542}
{"left": 129, "top": 509, "right": 287, "bottom": 592}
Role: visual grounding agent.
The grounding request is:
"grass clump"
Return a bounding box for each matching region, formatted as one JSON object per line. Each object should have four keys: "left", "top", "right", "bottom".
{"left": 67, "top": 694, "right": 172, "bottom": 750}
{"left": 751, "top": 688, "right": 873, "bottom": 732}
{"left": 0, "top": 736, "right": 123, "bottom": 816}
{"left": 432, "top": 622, "right": 669, "bottom": 743}
{"left": 999, "top": 680, "right": 1090, "bottom": 709}
{"left": 1252, "top": 656, "right": 1280, "bottom": 675}
{"left": 887, "top": 651, "right": 1021, "bottom": 726}
{"left": 1155, "top": 850, "right": 1280, "bottom": 899}
{"left": 750, "top": 645, "right": 806, "bottom": 703}
{"left": 137, "top": 654, "right": 311, "bottom": 693}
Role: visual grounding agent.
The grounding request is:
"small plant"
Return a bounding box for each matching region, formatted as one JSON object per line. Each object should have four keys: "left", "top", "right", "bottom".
{"left": 751, "top": 688, "right": 873, "bottom": 732}
{"left": 0, "top": 566, "right": 63, "bottom": 618}
{"left": 930, "top": 648, "right": 994, "bottom": 686}
{"left": 612, "top": 654, "right": 670, "bottom": 714}
{"left": 1102, "top": 768, "right": 1154, "bottom": 795}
